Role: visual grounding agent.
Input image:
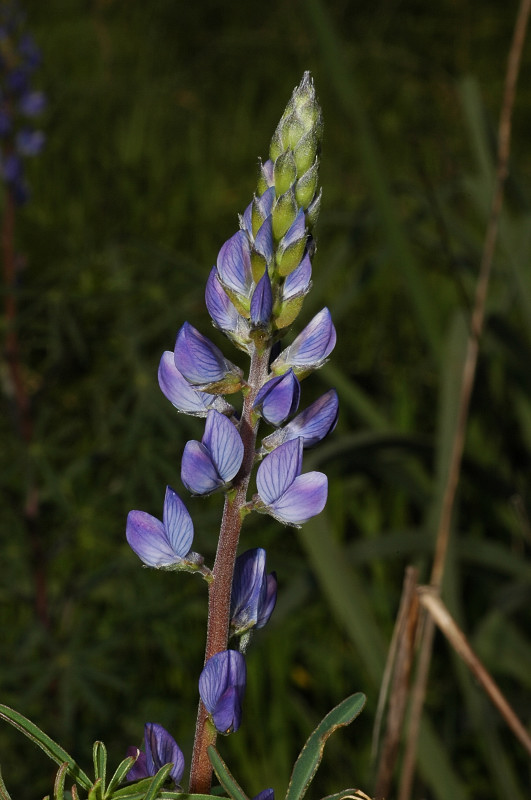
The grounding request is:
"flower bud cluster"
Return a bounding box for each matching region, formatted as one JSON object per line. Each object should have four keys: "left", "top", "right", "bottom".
{"left": 125, "top": 73, "right": 337, "bottom": 785}
{"left": 0, "top": 3, "right": 45, "bottom": 204}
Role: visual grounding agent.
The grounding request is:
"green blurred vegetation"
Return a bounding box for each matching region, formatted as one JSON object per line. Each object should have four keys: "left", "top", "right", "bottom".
{"left": 1, "top": 0, "right": 530, "bottom": 798}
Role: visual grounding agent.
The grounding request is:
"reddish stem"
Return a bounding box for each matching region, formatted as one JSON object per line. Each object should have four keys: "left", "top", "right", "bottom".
{"left": 189, "top": 343, "right": 271, "bottom": 793}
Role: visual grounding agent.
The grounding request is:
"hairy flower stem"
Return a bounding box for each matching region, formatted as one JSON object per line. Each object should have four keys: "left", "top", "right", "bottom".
{"left": 189, "top": 342, "right": 272, "bottom": 793}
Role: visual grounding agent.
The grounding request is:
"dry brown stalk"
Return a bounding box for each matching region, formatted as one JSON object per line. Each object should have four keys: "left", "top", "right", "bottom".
{"left": 398, "top": 0, "right": 531, "bottom": 796}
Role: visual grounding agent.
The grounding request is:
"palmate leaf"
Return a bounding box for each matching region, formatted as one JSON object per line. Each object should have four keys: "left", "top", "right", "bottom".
{"left": 207, "top": 745, "right": 248, "bottom": 800}
{"left": 284, "top": 693, "right": 366, "bottom": 800}
{"left": 0, "top": 704, "right": 92, "bottom": 791}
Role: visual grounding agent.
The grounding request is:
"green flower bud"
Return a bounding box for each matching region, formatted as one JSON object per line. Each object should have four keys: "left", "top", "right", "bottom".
{"left": 295, "top": 157, "right": 319, "bottom": 209}
{"left": 272, "top": 187, "right": 297, "bottom": 240}
{"left": 273, "top": 150, "right": 297, "bottom": 195}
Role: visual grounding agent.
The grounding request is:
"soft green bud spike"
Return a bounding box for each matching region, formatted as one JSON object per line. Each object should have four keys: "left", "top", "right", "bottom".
{"left": 269, "top": 72, "right": 322, "bottom": 165}
{"left": 274, "top": 150, "right": 297, "bottom": 195}
{"left": 294, "top": 128, "right": 321, "bottom": 175}
{"left": 295, "top": 158, "right": 319, "bottom": 208}
{"left": 272, "top": 187, "right": 297, "bottom": 240}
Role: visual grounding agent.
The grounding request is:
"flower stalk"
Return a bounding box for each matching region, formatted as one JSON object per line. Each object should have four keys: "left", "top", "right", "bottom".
{"left": 189, "top": 342, "right": 271, "bottom": 792}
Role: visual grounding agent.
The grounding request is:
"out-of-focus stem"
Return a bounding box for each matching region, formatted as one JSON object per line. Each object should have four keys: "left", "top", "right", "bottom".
{"left": 2, "top": 191, "right": 48, "bottom": 628}
{"left": 189, "top": 342, "right": 271, "bottom": 793}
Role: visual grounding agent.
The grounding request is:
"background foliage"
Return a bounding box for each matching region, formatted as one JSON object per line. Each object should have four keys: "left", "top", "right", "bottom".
{"left": 1, "top": 1, "right": 530, "bottom": 798}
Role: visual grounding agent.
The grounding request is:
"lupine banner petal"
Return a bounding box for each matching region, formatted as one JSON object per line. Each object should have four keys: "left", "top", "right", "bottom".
{"left": 158, "top": 351, "right": 221, "bottom": 416}
{"left": 205, "top": 267, "right": 242, "bottom": 333}
{"left": 199, "top": 650, "right": 246, "bottom": 734}
{"left": 250, "top": 269, "right": 273, "bottom": 326}
{"left": 273, "top": 308, "right": 336, "bottom": 371}
{"left": 217, "top": 230, "right": 253, "bottom": 299}
{"left": 268, "top": 471, "right": 327, "bottom": 525}
{"left": 283, "top": 253, "right": 312, "bottom": 300}
{"left": 174, "top": 322, "right": 236, "bottom": 385}
{"left": 202, "top": 410, "right": 244, "bottom": 483}
{"left": 256, "top": 438, "right": 303, "bottom": 505}
{"left": 262, "top": 389, "right": 339, "bottom": 450}
{"left": 181, "top": 440, "right": 224, "bottom": 495}
{"left": 254, "top": 370, "right": 300, "bottom": 426}
{"left": 145, "top": 723, "right": 185, "bottom": 783}
{"left": 126, "top": 511, "right": 179, "bottom": 568}
{"left": 162, "top": 487, "right": 194, "bottom": 558}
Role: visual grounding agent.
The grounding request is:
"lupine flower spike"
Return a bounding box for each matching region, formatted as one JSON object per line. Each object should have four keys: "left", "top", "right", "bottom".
{"left": 0, "top": 7, "right": 45, "bottom": 204}
{"left": 125, "top": 73, "right": 342, "bottom": 794}
{"left": 126, "top": 723, "right": 184, "bottom": 786}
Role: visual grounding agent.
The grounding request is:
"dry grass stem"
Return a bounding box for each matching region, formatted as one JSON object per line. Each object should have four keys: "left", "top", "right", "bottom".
{"left": 398, "top": 0, "right": 531, "bottom": 796}
{"left": 419, "top": 587, "right": 531, "bottom": 758}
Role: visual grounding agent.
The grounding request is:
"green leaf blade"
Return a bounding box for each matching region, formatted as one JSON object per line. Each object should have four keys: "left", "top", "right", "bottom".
{"left": 0, "top": 704, "right": 92, "bottom": 791}
{"left": 285, "top": 693, "right": 366, "bottom": 800}
{"left": 207, "top": 746, "right": 249, "bottom": 800}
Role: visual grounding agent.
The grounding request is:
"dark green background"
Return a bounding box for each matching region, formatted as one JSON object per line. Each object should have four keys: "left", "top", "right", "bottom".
{"left": 1, "top": 1, "right": 530, "bottom": 798}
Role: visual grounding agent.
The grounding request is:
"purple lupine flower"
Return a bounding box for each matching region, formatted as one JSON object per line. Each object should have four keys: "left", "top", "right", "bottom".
{"left": 199, "top": 650, "right": 246, "bottom": 734}
{"left": 174, "top": 321, "right": 242, "bottom": 393}
{"left": 253, "top": 369, "right": 300, "bottom": 426}
{"left": 181, "top": 409, "right": 244, "bottom": 495}
{"left": 126, "top": 486, "right": 195, "bottom": 568}
{"left": 271, "top": 307, "right": 336, "bottom": 378}
{"left": 261, "top": 389, "right": 338, "bottom": 451}
{"left": 250, "top": 269, "right": 273, "bottom": 327}
{"left": 205, "top": 267, "right": 249, "bottom": 346}
{"left": 283, "top": 252, "right": 312, "bottom": 301}
{"left": 253, "top": 215, "right": 274, "bottom": 263}
{"left": 216, "top": 230, "right": 253, "bottom": 307}
{"left": 158, "top": 350, "right": 233, "bottom": 417}
{"left": 255, "top": 437, "right": 327, "bottom": 526}
{"left": 126, "top": 723, "right": 184, "bottom": 786}
{"left": 253, "top": 791, "right": 274, "bottom": 800}
{"left": 230, "top": 548, "right": 277, "bottom": 637}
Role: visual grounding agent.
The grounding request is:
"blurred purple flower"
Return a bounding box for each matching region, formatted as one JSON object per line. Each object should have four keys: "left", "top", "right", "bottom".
{"left": 230, "top": 548, "right": 277, "bottom": 637}
{"left": 255, "top": 437, "right": 327, "bottom": 525}
{"left": 199, "top": 650, "right": 246, "bottom": 734}
{"left": 19, "top": 89, "right": 46, "bottom": 116}
{"left": 16, "top": 127, "right": 44, "bottom": 155}
{"left": 253, "top": 369, "right": 300, "bottom": 426}
{"left": 126, "top": 723, "right": 184, "bottom": 786}
{"left": 181, "top": 409, "right": 244, "bottom": 495}
{"left": 126, "top": 486, "right": 194, "bottom": 568}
